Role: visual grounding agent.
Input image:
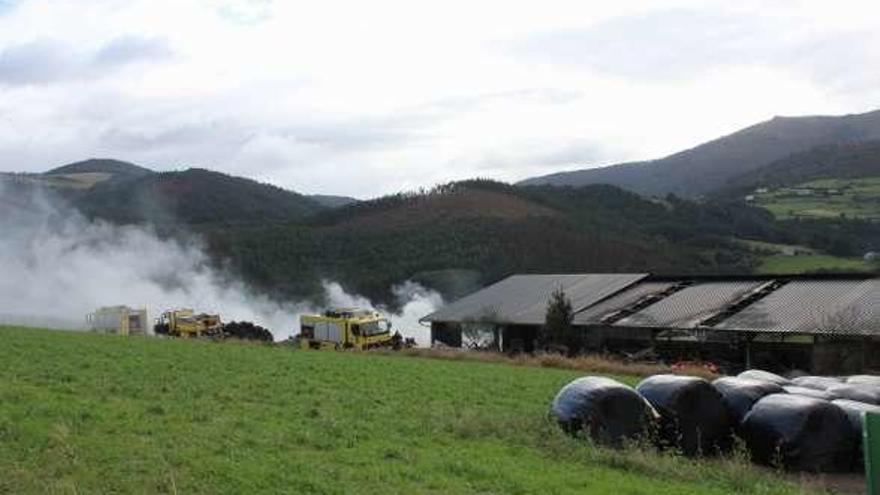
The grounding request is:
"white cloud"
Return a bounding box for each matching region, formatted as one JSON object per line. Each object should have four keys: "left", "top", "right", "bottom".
{"left": 0, "top": 0, "right": 877, "bottom": 197}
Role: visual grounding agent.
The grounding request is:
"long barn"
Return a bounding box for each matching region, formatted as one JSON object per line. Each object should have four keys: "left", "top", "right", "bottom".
{"left": 422, "top": 273, "right": 879, "bottom": 374}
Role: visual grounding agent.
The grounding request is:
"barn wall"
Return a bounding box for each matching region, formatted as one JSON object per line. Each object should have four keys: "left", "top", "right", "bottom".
{"left": 430, "top": 322, "right": 462, "bottom": 347}
{"left": 502, "top": 325, "right": 539, "bottom": 353}
{"left": 578, "top": 325, "right": 654, "bottom": 353}
{"left": 812, "top": 337, "right": 866, "bottom": 375}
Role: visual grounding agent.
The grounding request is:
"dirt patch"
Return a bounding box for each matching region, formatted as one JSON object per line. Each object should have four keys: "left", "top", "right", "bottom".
{"left": 374, "top": 347, "right": 718, "bottom": 380}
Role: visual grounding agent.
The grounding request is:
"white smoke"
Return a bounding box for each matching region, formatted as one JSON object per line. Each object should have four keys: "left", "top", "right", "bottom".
{"left": 0, "top": 182, "right": 442, "bottom": 343}
{"left": 322, "top": 280, "right": 443, "bottom": 346}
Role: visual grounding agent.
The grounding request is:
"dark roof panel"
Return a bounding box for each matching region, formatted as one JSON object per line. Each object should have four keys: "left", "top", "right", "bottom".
{"left": 615, "top": 281, "right": 764, "bottom": 329}
{"left": 423, "top": 273, "right": 647, "bottom": 325}
{"left": 715, "top": 279, "right": 879, "bottom": 335}
{"left": 573, "top": 282, "right": 677, "bottom": 325}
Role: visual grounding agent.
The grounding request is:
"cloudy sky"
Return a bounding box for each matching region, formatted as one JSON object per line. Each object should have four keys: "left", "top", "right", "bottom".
{"left": 0, "top": 0, "right": 878, "bottom": 197}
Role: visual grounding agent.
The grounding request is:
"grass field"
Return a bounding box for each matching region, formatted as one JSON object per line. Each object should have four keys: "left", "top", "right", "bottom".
{"left": 0, "top": 326, "right": 820, "bottom": 494}
{"left": 757, "top": 254, "right": 876, "bottom": 274}
{"left": 753, "top": 177, "right": 880, "bottom": 220}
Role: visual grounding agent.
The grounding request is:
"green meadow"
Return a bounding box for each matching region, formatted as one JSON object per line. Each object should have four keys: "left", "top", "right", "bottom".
{"left": 754, "top": 177, "right": 880, "bottom": 220}
{"left": 0, "top": 326, "right": 820, "bottom": 494}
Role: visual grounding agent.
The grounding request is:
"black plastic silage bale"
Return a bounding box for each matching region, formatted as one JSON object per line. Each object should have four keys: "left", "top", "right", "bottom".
{"left": 551, "top": 376, "right": 658, "bottom": 447}
{"left": 847, "top": 375, "right": 880, "bottom": 387}
{"left": 737, "top": 369, "right": 790, "bottom": 386}
{"left": 783, "top": 385, "right": 836, "bottom": 401}
{"left": 833, "top": 399, "right": 880, "bottom": 446}
{"left": 711, "top": 377, "right": 785, "bottom": 426}
{"left": 832, "top": 398, "right": 880, "bottom": 468}
{"left": 635, "top": 374, "right": 731, "bottom": 456}
{"left": 827, "top": 384, "right": 880, "bottom": 405}
{"left": 791, "top": 376, "right": 844, "bottom": 391}
{"left": 740, "top": 394, "right": 855, "bottom": 472}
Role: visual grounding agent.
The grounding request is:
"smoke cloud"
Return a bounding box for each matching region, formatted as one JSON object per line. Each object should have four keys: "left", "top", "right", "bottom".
{"left": 0, "top": 182, "right": 442, "bottom": 344}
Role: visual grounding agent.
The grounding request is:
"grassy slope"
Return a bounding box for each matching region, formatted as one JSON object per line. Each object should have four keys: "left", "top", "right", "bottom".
{"left": 736, "top": 238, "right": 875, "bottom": 274}
{"left": 757, "top": 254, "right": 876, "bottom": 274}
{"left": 0, "top": 327, "right": 811, "bottom": 494}
{"left": 754, "top": 177, "right": 880, "bottom": 220}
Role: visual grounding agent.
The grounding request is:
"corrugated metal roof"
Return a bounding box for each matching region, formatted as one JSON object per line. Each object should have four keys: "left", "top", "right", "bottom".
{"left": 573, "top": 281, "right": 676, "bottom": 325}
{"left": 422, "top": 273, "right": 647, "bottom": 325}
{"left": 715, "top": 279, "right": 879, "bottom": 335}
{"left": 614, "top": 281, "right": 764, "bottom": 329}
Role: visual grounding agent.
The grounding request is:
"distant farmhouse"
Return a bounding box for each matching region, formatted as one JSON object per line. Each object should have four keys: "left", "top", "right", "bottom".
{"left": 422, "top": 273, "right": 879, "bottom": 374}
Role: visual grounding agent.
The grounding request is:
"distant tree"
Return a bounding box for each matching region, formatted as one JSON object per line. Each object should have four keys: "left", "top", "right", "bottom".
{"left": 540, "top": 287, "right": 575, "bottom": 354}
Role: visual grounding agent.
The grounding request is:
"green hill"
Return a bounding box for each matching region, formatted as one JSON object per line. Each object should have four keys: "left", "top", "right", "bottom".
{"left": 520, "top": 108, "right": 880, "bottom": 197}
{"left": 46, "top": 158, "right": 154, "bottom": 177}
{"left": 751, "top": 177, "right": 880, "bottom": 221}
{"left": 207, "top": 180, "right": 770, "bottom": 303}
{"left": 720, "top": 141, "right": 880, "bottom": 195}
{"left": 0, "top": 326, "right": 811, "bottom": 494}
{"left": 6, "top": 158, "right": 877, "bottom": 306}
{"left": 198, "top": 179, "right": 880, "bottom": 304}
{"left": 74, "top": 168, "right": 324, "bottom": 226}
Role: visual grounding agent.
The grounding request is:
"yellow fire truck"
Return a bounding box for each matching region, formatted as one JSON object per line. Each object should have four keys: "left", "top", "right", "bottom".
{"left": 154, "top": 309, "right": 222, "bottom": 338}
{"left": 298, "top": 308, "right": 405, "bottom": 350}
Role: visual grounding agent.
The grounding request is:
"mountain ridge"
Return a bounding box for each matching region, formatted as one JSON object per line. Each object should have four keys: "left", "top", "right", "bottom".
{"left": 519, "top": 108, "right": 880, "bottom": 197}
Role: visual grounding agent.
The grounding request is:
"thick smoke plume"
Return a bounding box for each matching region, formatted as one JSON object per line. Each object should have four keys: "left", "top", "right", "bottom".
{"left": 0, "top": 183, "right": 442, "bottom": 343}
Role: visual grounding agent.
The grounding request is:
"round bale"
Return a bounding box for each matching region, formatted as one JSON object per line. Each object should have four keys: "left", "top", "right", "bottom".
{"left": 791, "top": 376, "right": 844, "bottom": 391}
{"left": 783, "top": 385, "right": 836, "bottom": 401}
{"left": 551, "top": 376, "right": 657, "bottom": 447}
{"left": 741, "top": 394, "right": 854, "bottom": 472}
{"left": 636, "top": 374, "right": 730, "bottom": 456}
{"left": 712, "top": 377, "right": 785, "bottom": 426}
{"left": 847, "top": 375, "right": 880, "bottom": 387}
{"left": 737, "top": 369, "right": 790, "bottom": 386}
{"left": 827, "top": 384, "right": 880, "bottom": 405}
{"left": 832, "top": 398, "right": 880, "bottom": 469}
{"left": 832, "top": 399, "right": 880, "bottom": 437}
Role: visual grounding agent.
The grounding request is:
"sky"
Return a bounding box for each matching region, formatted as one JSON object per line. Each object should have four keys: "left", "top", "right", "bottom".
{"left": 0, "top": 0, "right": 878, "bottom": 198}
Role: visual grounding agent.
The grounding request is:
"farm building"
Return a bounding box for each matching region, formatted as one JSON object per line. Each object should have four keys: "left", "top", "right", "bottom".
{"left": 422, "top": 273, "right": 879, "bottom": 374}
{"left": 87, "top": 306, "right": 149, "bottom": 336}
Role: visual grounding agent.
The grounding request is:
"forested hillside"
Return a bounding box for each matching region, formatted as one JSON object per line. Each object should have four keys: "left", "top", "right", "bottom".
{"left": 1, "top": 159, "right": 325, "bottom": 226}
{"left": 4, "top": 159, "right": 877, "bottom": 307}
{"left": 203, "top": 180, "right": 876, "bottom": 305}
{"left": 74, "top": 168, "right": 324, "bottom": 225}
{"left": 206, "top": 181, "right": 724, "bottom": 304}
{"left": 719, "top": 141, "right": 880, "bottom": 196}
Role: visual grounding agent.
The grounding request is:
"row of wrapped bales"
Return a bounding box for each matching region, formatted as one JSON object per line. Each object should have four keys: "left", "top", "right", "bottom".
{"left": 734, "top": 369, "right": 880, "bottom": 472}
{"left": 551, "top": 375, "right": 732, "bottom": 456}
{"left": 551, "top": 370, "right": 880, "bottom": 473}
{"left": 783, "top": 376, "right": 880, "bottom": 403}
